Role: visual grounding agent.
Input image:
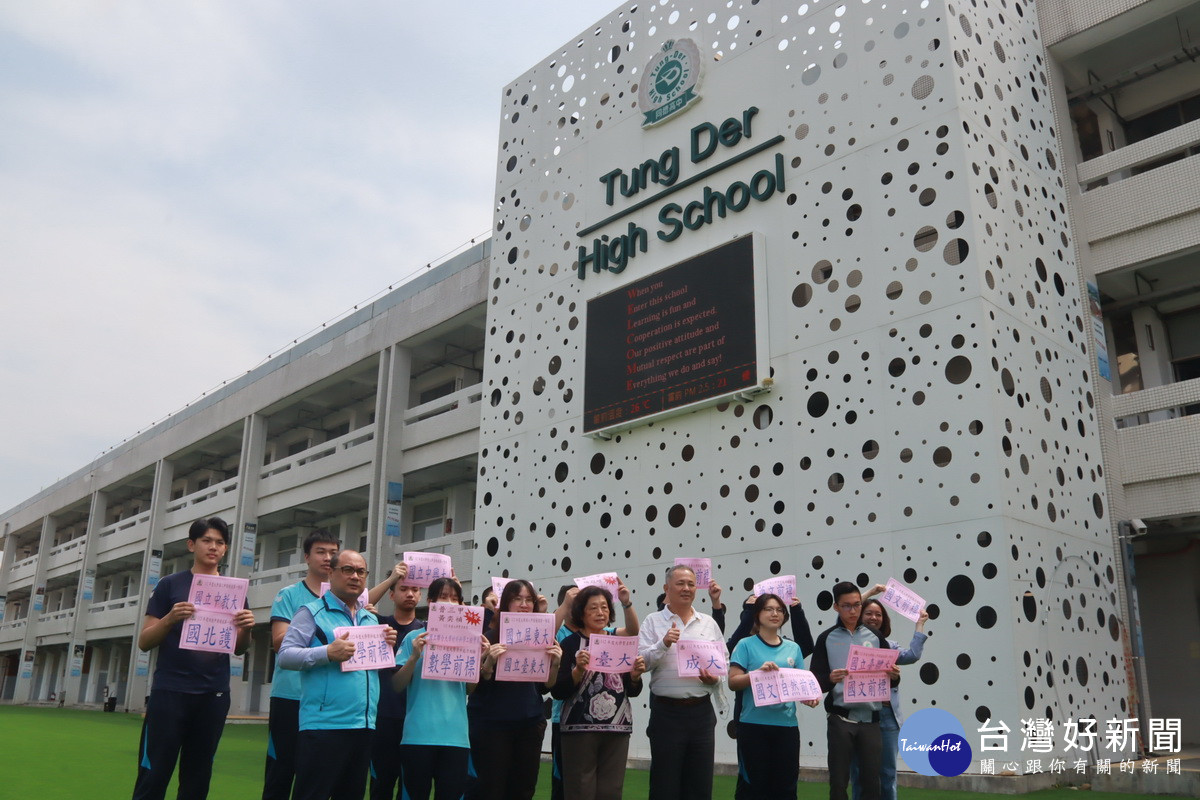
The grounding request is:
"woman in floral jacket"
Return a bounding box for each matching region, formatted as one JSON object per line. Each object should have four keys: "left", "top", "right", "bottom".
{"left": 551, "top": 585, "right": 646, "bottom": 800}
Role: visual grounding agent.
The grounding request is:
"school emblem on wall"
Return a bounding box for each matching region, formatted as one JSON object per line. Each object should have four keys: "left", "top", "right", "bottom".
{"left": 639, "top": 38, "right": 703, "bottom": 128}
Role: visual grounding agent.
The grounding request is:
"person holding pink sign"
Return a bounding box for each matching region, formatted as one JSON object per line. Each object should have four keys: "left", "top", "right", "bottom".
{"left": 638, "top": 565, "right": 726, "bottom": 800}
{"left": 467, "top": 579, "right": 562, "bottom": 800}
{"left": 370, "top": 577, "right": 426, "bottom": 800}
{"left": 810, "top": 582, "right": 894, "bottom": 800}
{"left": 728, "top": 594, "right": 821, "bottom": 799}
{"left": 848, "top": 595, "right": 930, "bottom": 800}
{"left": 278, "top": 550, "right": 397, "bottom": 800}
{"left": 393, "top": 577, "right": 488, "bottom": 800}
{"left": 132, "top": 517, "right": 255, "bottom": 800}
{"left": 552, "top": 586, "right": 646, "bottom": 800}
{"left": 263, "top": 528, "right": 339, "bottom": 800}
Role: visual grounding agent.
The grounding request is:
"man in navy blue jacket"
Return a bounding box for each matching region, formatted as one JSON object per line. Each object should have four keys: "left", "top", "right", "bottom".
{"left": 279, "top": 550, "right": 397, "bottom": 800}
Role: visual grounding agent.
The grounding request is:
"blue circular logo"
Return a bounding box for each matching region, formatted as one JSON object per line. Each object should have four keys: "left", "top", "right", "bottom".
{"left": 897, "top": 709, "right": 973, "bottom": 777}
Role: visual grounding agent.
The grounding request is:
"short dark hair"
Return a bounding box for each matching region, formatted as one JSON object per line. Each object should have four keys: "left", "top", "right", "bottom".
{"left": 832, "top": 581, "right": 859, "bottom": 603}
{"left": 302, "top": 528, "right": 339, "bottom": 555}
{"left": 492, "top": 579, "right": 537, "bottom": 630}
{"left": 750, "top": 593, "right": 790, "bottom": 634}
{"left": 189, "top": 517, "right": 230, "bottom": 545}
{"left": 557, "top": 584, "right": 575, "bottom": 606}
{"left": 570, "top": 586, "right": 615, "bottom": 630}
{"left": 861, "top": 599, "right": 892, "bottom": 638}
{"left": 428, "top": 577, "right": 463, "bottom": 605}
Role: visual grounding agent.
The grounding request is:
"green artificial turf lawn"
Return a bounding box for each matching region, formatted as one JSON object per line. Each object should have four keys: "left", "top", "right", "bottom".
{"left": 0, "top": 705, "right": 1169, "bottom": 799}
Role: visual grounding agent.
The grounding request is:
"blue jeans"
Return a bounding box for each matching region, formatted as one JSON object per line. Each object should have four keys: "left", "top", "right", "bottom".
{"left": 850, "top": 705, "right": 899, "bottom": 800}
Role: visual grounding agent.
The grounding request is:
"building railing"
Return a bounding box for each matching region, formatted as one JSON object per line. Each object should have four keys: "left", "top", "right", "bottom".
{"left": 96, "top": 511, "right": 152, "bottom": 557}
{"left": 165, "top": 476, "right": 240, "bottom": 515}
{"left": 36, "top": 607, "right": 76, "bottom": 636}
{"left": 1077, "top": 118, "right": 1200, "bottom": 190}
{"left": 248, "top": 563, "right": 306, "bottom": 589}
{"left": 1111, "top": 377, "right": 1200, "bottom": 428}
{"left": 47, "top": 537, "right": 86, "bottom": 560}
{"left": 47, "top": 537, "right": 87, "bottom": 572}
{"left": 87, "top": 595, "right": 142, "bottom": 615}
{"left": 98, "top": 511, "right": 152, "bottom": 538}
{"left": 261, "top": 426, "right": 376, "bottom": 480}
{"left": 7, "top": 556, "right": 38, "bottom": 584}
{"left": 0, "top": 619, "right": 27, "bottom": 644}
{"left": 403, "top": 384, "right": 484, "bottom": 424}
{"left": 401, "top": 530, "right": 475, "bottom": 556}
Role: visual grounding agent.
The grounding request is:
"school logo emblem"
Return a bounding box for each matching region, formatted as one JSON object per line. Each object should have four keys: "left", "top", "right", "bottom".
{"left": 639, "top": 39, "right": 703, "bottom": 128}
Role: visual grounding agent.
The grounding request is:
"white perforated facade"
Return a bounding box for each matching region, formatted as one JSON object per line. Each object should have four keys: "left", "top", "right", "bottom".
{"left": 481, "top": 0, "right": 1130, "bottom": 767}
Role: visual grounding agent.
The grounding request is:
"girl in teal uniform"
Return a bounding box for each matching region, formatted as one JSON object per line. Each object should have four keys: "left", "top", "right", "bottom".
{"left": 728, "top": 594, "right": 821, "bottom": 799}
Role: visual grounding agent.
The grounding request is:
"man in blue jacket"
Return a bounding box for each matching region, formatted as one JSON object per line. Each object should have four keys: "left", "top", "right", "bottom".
{"left": 279, "top": 550, "right": 397, "bottom": 800}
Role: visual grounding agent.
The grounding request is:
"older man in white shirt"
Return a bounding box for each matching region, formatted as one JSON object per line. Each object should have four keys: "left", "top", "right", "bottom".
{"left": 638, "top": 564, "right": 726, "bottom": 800}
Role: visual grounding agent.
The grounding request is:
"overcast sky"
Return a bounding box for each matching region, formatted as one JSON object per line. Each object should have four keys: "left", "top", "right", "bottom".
{"left": 0, "top": 1, "right": 622, "bottom": 514}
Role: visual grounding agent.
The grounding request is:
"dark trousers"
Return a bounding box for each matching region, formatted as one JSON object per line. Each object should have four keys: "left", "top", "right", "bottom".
{"left": 292, "top": 728, "right": 372, "bottom": 800}
{"left": 400, "top": 744, "right": 470, "bottom": 800}
{"left": 737, "top": 722, "right": 799, "bottom": 799}
{"left": 560, "top": 732, "right": 630, "bottom": 800}
{"left": 131, "top": 688, "right": 231, "bottom": 800}
{"left": 467, "top": 717, "right": 546, "bottom": 800}
{"left": 549, "top": 722, "right": 564, "bottom": 800}
{"left": 827, "top": 716, "right": 881, "bottom": 800}
{"left": 369, "top": 717, "right": 406, "bottom": 800}
{"left": 263, "top": 697, "right": 300, "bottom": 800}
{"left": 647, "top": 695, "right": 715, "bottom": 800}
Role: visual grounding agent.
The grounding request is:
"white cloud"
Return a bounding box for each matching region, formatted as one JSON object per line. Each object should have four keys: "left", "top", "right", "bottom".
{"left": 0, "top": 0, "right": 621, "bottom": 511}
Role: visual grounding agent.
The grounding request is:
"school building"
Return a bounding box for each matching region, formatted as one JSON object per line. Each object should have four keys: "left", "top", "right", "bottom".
{"left": 2, "top": 0, "right": 1199, "bottom": 774}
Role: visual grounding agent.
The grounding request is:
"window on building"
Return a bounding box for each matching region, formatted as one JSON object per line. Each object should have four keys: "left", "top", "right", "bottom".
{"left": 1166, "top": 306, "right": 1200, "bottom": 414}
{"left": 1109, "top": 313, "right": 1143, "bottom": 394}
{"left": 419, "top": 380, "right": 457, "bottom": 406}
{"left": 1125, "top": 92, "right": 1200, "bottom": 175}
{"left": 410, "top": 498, "right": 446, "bottom": 542}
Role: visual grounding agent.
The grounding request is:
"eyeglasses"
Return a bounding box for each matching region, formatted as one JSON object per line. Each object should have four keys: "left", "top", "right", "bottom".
{"left": 338, "top": 566, "right": 369, "bottom": 577}
{"left": 762, "top": 607, "right": 786, "bottom": 615}
{"left": 838, "top": 602, "right": 863, "bottom": 611}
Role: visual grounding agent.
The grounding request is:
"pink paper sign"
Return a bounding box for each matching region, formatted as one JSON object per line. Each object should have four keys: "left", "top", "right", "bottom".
{"left": 179, "top": 609, "right": 238, "bottom": 654}
{"left": 749, "top": 668, "right": 823, "bottom": 706}
{"left": 426, "top": 603, "right": 485, "bottom": 647}
{"left": 844, "top": 672, "right": 891, "bottom": 703}
{"left": 879, "top": 578, "right": 926, "bottom": 623}
{"left": 499, "top": 612, "right": 556, "bottom": 648}
{"left": 421, "top": 643, "right": 481, "bottom": 682}
{"left": 585, "top": 633, "right": 639, "bottom": 674}
{"left": 752, "top": 575, "right": 797, "bottom": 602}
{"left": 332, "top": 624, "right": 394, "bottom": 672}
{"left": 778, "top": 668, "right": 823, "bottom": 703}
{"left": 674, "top": 558, "right": 712, "bottom": 588}
{"left": 319, "top": 582, "right": 369, "bottom": 609}
{"left": 495, "top": 651, "right": 553, "bottom": 682}
{"left": 573, "top": 572, "right": 621, "bottom": 594}
{"left": 188, "top": 574, "right": 248, "bottom": 614}
{"left": 490, "top": 576, "right": 512, "bottom": 601}
{"left": 402, "top": 552, "right": 453, "bottom": 588}
{"left": 675, "top": 639, "right": 728, "bottom": 677}
{"left": 846, "top": 645, "right": 899, "bottom": 673}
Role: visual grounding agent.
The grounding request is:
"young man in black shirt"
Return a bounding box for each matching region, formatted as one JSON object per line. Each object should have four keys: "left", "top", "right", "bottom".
{"left": 131, "top": 517, "right": 255, "bottom": 800}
